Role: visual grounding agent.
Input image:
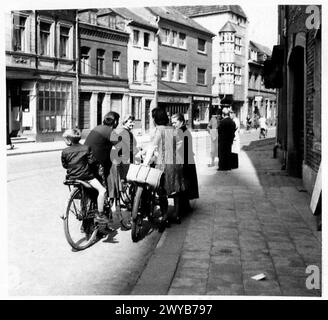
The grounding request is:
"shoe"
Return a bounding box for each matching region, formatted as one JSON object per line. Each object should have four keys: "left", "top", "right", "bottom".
{"left": 95, "top": 212, "right": 109, "bottom": 224}
{"left": 158, "top": 217, "right": 170, "bottom": 232}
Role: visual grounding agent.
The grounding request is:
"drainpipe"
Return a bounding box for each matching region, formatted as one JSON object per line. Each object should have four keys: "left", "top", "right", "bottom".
{"left": 75, "top": 11, "right": 79, "bottom": 129}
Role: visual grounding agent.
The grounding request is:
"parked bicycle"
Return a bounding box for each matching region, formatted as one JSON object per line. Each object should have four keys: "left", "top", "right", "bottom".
{"left": 62, "top": 179, "right": 112, "bottom": 250}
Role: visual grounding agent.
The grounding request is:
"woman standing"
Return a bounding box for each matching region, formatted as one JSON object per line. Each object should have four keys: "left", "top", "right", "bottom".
{"left": 144, "top": 108, "right": 185, "bottom": 228}
{"left": 172, "top": 113, "right": 199, "bottom": 219}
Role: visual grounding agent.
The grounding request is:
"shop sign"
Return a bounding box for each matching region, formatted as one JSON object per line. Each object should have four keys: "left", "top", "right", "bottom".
{"left": 193, "top": 96, "right": 211, "bottom": 101}
{"left": 158, "top": 95, "right": 190, "bottom": 104}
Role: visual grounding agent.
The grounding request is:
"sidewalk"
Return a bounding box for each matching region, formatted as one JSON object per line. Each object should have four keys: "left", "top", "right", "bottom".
{"left": 131, "top": 137, "right": 322, "bottom": 296}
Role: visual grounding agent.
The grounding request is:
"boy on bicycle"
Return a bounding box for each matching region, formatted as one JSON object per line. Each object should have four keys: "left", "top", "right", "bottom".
{"left": 61, "top": 128, "right": 109, "bottom": 224}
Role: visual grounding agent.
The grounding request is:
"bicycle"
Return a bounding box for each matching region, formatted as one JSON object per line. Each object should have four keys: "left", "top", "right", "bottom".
{"left": 128, "top": 164, "right": 166, "bottom": 242}
{"left": 62, "top": 179, "right": 112, "bottom": 250}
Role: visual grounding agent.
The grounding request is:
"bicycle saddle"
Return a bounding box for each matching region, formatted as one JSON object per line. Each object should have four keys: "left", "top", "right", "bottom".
{"left": 63, "top": 179, "right": 93, "bottom": 188}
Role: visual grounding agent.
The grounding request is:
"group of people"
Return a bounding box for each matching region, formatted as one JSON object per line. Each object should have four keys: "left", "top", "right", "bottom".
{"left": 207, "top": 107, "right": 239, "bottom": 171}
{"left": 61, "top": 108, "right": 199, "bottom": 230}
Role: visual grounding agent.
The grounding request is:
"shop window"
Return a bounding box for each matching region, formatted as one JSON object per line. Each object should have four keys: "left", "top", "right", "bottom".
{"left": 13, "top": 15, "right": 27, "bottom": 52}
{"left": 38, "top": 81, "right": 72, "bottom": 132}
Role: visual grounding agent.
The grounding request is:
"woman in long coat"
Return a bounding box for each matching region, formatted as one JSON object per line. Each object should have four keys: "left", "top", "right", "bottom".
{"left": 144, "top": 108, "right": 185, "bottom": 227}
{"left": 172, "top": 113, "right": 199, "bottom": 218}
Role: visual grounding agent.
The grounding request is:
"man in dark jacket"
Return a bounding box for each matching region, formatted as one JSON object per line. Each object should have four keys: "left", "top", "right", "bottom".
{"left": 217, "top": 107, "right": 236, "bottom": 171}
{"left": 84, "top": 112, "right": 120, "bottom": 191}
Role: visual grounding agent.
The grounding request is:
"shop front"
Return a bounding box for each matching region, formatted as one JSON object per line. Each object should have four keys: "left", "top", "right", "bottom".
{"left": 157, "top": 94, "right": 191, "bottom": 125}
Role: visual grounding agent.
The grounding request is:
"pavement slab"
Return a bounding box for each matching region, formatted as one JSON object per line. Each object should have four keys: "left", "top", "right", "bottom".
{"left": 130, "top": 133, "right": 321, "bottom": 296}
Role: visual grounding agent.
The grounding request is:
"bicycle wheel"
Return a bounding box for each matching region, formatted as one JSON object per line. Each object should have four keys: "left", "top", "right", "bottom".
{"left": 131, "top": 186, "right": 144, "bottom": 242}
{"left": 63, "top": 187, "right": 99, "bottom": 250}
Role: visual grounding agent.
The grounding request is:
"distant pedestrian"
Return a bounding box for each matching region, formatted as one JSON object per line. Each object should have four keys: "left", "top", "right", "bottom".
{"left": 172, "top": 113, "right": 199, "bottom": 218}
{"left": 230, "top": 111, "right": 240, "bottom": 169}
{"left": 61, "top": 128, "right": 108, "bottom": 224}
{"left": 259, "top": 115, "right": 267, "bottom": 139}
{"left": 207, "top": 114, "right": 219, "bottom": 167}
{"left": 246, "top": 115, "right": 252, "bottom": 132}
{"left": 217, "top": 107, "right": 236, "bottom": 171}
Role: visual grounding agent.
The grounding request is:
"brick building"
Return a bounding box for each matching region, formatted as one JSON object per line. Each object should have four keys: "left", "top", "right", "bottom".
{"left": 98, "top": 8, "right": 158, "bottom": 134}
{"left": 77, "top": 9, "right": 129, "bottom": 137}
{"left": 265, "top": 5, "right": 321, "bottom": 194}
{"left": 6, "top": 10, "right": 78, "bottom": 142}
{"left": 248, "top": 40, "right": 277, "bottom": 125}
{"left": 133, "top": 6, "right": 215, "bottom": 129}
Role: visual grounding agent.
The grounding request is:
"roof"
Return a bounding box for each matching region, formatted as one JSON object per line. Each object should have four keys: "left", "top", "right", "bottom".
{"left": 220, "top": 21, "right": 237, "bottom": 33}
{"left": 97, "top": 7, "right": 157, "bottom": 31}
{"left": 171, "top": 5, "right": 247, "bottom": 19}
{"left": 250, "top": 40, "right": 272, "bottom": 57}
{"left": 146, "top": 6, "right": 215, "bottom": 36}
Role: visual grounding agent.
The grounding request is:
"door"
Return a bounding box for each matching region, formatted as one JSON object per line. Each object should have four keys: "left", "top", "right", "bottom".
{"left": 79, "top": 92, "right": 91, "bottom": 129}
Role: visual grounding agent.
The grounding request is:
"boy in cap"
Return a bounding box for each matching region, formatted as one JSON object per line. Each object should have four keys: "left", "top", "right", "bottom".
{"left": 61, "top": 128, "right": 108, "bottom": 224}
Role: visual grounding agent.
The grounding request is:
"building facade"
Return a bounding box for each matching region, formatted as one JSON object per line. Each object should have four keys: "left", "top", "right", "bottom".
{"left": 248, "top": 41, "right": 277, "bottom": 125}
{"left": 6, "top": 10, "right": 78, "bottom": 142}
{"left": 173, "top": 5, "right": 249, "bottom": 125}
{"left": 77, "top": 9, "right": 129, "bottom": 137}
{"left": 99, "top": 8, "right": 158, "bottom": 134}
{"left": 265, "top": 5, "right": 321, "bottom": 194}
{"left": 133, "top": 6, "right": 214, "bottom": 129}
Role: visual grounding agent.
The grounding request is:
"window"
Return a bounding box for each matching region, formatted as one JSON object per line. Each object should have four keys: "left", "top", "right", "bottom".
{"left": 197, "top": 68, "right": 206, "bottom": 85}
{"left": 250, "top": 49, "right": 258, "bottom": 61}
{"left": 144, "top": 32, "right": 150, "bottom": 47}
{"left": 13, "top": 15, "right": 27, "bottom": 52}
{"left": 198, "top": 39, "right": 206, "bottom": 53}
{"left": 143, "top": 62, "right": 150, "bottom": 83}
{"left": 172, "top": 31, "right": 178, "bottom": 46}
{"left": 131, "top": 97, "right": 142, "bottom": 120}
{"left": 38, "top": 81, "right": 72, "bottom": 132}
{"left": 96, "top": 49, "right": 105, "bottom": 75}
{"left": 161, "top": 61, "right": 169, "bottom": 80}
{"left": 133, "top": 30, "right": 139, "bottom": 46}
{"left": 235, "top": 36, "right": 242, "bottom": 54}
{"left": 133, "top": 60, "right": 139, "bottom": 82}
{"left": 179, "top": 33, "right": 186, "bottom": 48}
{"left": 178, "top": 64, "right": 186, "bottom": 82}
{"left": 40, "top": 22, "right": 51, "bottom": 56}
{"left": 162, "top": 28, "right": 170, "bottom": 44}
{"left": 171, "top": 63, "right": 177, "bottom": 81}
{"left": 234, "top": 75, "right": 242, "bottom": 84}
{"left": 80, "top": 47, "right": 90, "bottom": 74}
{"left": 112, "top": 51, "right": 120, "bottom": 76}
{"left": 59, "top": 26, "right": 70, "bottom": 58}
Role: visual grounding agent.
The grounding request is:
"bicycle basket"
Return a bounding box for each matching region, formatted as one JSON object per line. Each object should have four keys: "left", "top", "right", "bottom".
{"left": 126, "top": 164, "right": 163, "bottom": 190}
